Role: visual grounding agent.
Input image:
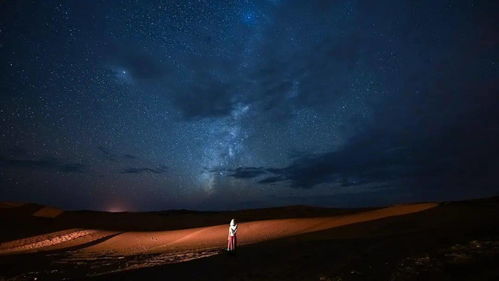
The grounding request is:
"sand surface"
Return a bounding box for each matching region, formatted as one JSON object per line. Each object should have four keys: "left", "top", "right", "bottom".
{"left": 1, "top": 199, "right": 498, "bottom": 281}
{"left": 0, "top": 203, "right": 436, "bottom": 256}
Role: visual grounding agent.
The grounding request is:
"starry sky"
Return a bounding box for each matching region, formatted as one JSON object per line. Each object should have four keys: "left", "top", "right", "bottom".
{"left": 0, "top": 0, "right": 498, "bottom": 211}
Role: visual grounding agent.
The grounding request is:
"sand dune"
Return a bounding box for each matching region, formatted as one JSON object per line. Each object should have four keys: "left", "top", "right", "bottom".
{"left": 2, "top": 199, "right": 497, "bottom": 281}
{"left": 0, "top": 229, "right": 118, "bottom": 255}
{"left": 0, "top": 202, "right": 436, "bottom": 257}
{"left": 80, "top": 203, "right": 436, "bottom": 255}
{"left": 0, "top": 202, "right": 27, "bottom": 208}
{"left": 32, "top": 206, "right": 64, "bottom": 218}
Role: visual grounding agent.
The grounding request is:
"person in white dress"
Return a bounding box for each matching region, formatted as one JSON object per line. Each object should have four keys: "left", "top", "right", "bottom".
{"left": 227, "top": 218, "right": 238, "bottom": 251}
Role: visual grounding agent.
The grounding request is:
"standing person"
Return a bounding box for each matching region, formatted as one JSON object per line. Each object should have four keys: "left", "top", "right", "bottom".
{"left": 227, "top": 218, "right": 238, "bottom": 252}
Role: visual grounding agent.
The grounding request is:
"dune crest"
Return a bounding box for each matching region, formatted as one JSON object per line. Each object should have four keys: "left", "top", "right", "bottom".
{"left": 82, "top": 203, "right": 437, "bottom": 255}
{"left": 32, "top": 206, "right": 64, "bottom": 218}
{"left": 0, "top": 203, "right": 437, "bottom": 257}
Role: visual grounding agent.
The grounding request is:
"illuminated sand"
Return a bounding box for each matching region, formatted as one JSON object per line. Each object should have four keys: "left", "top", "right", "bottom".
{"left": 0, "top": 203, "right": 436, "bottom": 257}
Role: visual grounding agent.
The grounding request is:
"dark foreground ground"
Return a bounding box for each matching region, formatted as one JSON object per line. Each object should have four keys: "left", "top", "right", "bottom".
{"left": 0, "top": 197, "right": 498, "bottom": 281}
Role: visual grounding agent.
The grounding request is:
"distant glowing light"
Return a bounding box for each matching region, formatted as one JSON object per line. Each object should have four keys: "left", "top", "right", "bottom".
{"left": 107, "top": 207, "right": 125, "bottom": 213}
{"left": 105, "top": 202, "right": 129, "bottom": 213}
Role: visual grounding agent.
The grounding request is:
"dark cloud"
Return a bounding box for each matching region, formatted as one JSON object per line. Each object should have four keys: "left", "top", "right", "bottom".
{"left": 98, "top": 146, "right": 168, "bottom": 175}
{"left": 123, "top": 154, "right": 137, "bottom": 159}
{"left": 226, "top": 167, "right": 268, "bottom": 179}
{"left": 58, "top": 163, "right": 87, "bottom": 173}
{"left": 97, "top": 146, "right": 138, "bottom": 162}
{"left": 258, "top": 175, "right": 287, "bottom": 185}
{"left": 242, "top": 87, "right": 499, "bottom": 190}
{"left": 279, "top": 130, "right": 416, "bottom": 188}
{"left": 121, "top": 165, "right": 168, "bottom": 175}
{"left": 0, "top": 155, "right": 87, "bottom": 173}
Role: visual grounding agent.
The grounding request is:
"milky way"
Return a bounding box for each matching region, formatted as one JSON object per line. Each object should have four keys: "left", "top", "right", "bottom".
{"left": 0, "top": 1, "right": 497, "bottom": 211}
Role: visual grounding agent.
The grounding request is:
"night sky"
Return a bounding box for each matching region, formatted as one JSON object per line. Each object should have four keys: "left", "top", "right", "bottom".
{"left": 0, "top": 1, "right": 497, "bottom": 211}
